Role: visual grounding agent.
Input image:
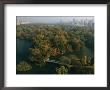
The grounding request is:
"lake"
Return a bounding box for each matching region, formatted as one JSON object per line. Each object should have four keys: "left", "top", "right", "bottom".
{"left": 16, "top": 39, "right": 33, "bottom": 63}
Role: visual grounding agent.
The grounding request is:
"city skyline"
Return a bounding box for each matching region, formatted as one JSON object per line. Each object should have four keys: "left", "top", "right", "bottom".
{"left": 17, "top": 16, "right": 94, "bottom": 24}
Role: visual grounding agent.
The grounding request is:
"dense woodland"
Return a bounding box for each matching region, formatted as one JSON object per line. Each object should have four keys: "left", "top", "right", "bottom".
{"left": 16, "top": 23, "right": 94, "bottom": 74}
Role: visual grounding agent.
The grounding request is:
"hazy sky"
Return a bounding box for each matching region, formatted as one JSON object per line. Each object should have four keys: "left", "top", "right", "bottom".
{"left": 17, "top": 16, "right": 94, "bottom": 24}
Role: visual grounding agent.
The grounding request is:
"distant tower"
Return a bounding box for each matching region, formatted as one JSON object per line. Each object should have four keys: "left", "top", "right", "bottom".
{"left": 17, "top": 19, "right": 21, "bottom": 25}
{"left": 73, "top": 18, "right": 75, "bottom": 25}
{"left": 60, "top": 19, "right": 62, "bottom": 24}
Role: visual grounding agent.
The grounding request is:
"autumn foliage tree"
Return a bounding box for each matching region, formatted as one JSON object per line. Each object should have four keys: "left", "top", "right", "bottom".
{"left": 17, "top": 24, "right": 94, "bottom": 67}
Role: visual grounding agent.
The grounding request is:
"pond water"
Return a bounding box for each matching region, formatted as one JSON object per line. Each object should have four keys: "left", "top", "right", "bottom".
{"left": 16, "top": 39, "right": 33, "bottom": 63}
{"left": 16, "top": 39, "right": 94, "bottom": 74}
